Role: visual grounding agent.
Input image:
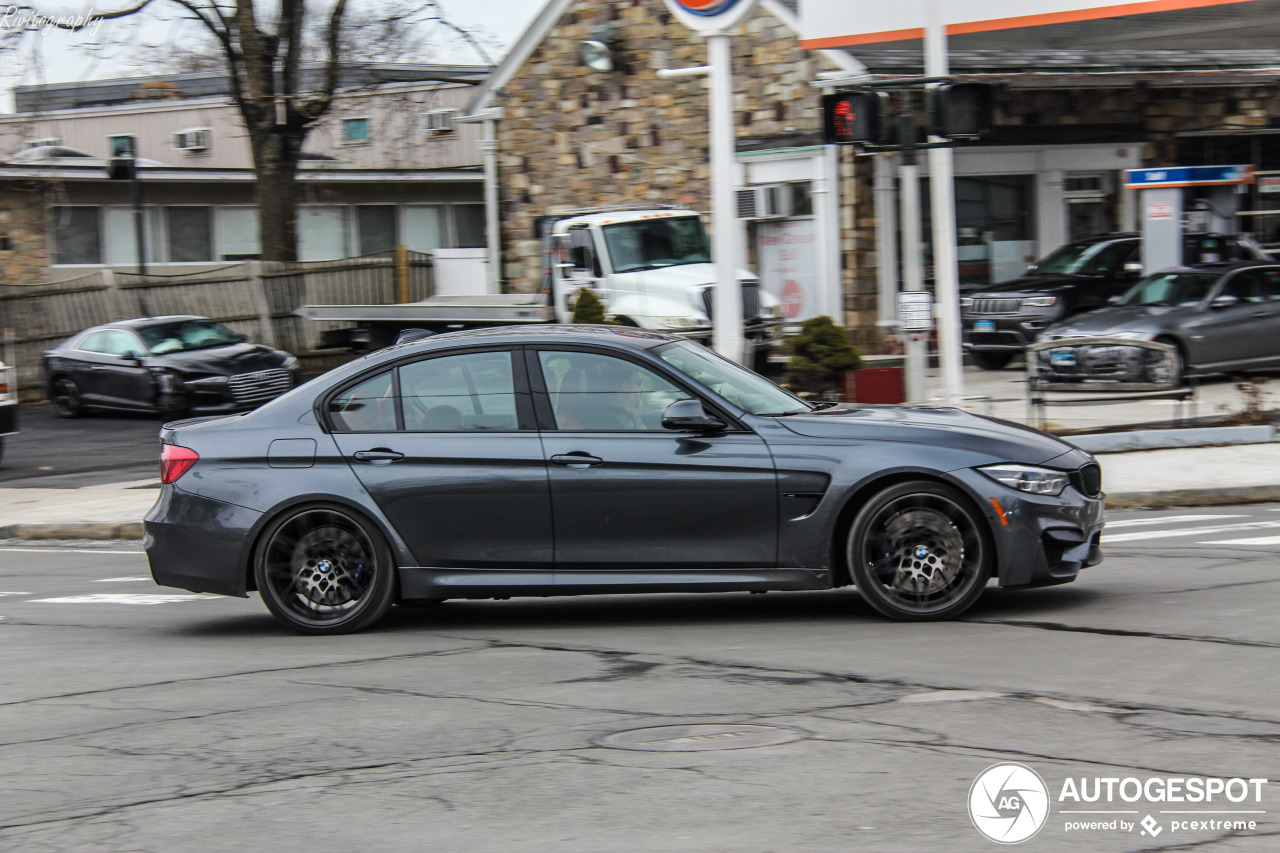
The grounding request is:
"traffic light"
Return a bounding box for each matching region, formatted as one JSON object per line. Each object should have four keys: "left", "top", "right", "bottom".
{"left": 930, "top": 83, "right": 993, "bottom": 140}
{"left": 821, "top": 91, "right": 891, "bottom": 145}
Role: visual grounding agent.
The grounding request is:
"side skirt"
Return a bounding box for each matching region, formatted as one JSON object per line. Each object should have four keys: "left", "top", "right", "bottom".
{"left": 398, "top": 567, "right": 831, "bottom": 600}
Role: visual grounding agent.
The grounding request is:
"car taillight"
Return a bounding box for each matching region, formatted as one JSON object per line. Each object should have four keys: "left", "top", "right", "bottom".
{"left": 160, "top": 444, "right": 199, "bottom": 484}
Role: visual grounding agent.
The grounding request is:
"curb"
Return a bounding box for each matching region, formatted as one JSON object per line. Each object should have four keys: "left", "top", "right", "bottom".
{"left": 0, "top": 521, "right": 144, "bottom": 541}
{"left": 1105, "top": 486, "right": 1280, "bottom": 509}
{"left": 1066, "top": 424, "right": 1275, "bottom": 453}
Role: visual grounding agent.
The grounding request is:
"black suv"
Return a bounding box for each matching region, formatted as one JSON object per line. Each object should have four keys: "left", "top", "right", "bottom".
{"left": 960, "top": 232, "right": 1273, "bottom": 369}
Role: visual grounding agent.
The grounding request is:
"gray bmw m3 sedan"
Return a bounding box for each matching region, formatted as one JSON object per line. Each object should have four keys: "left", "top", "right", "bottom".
{"left": 144, "top": 325, "right": 1104, "bottom": 634}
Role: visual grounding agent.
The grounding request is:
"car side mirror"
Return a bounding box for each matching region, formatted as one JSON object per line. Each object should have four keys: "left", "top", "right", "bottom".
{"left": 234, "top": 332, "right": 249, "bottom": 342}
{"left": 118, "top": 352, "right": 141, "bottom": 363}
{"left": 662, "top": 398, "right": 726, "bottom": 433}
{"left": 1210, "top": 294, "right": 1240, "bottom": 310}
{"left": 1122, "top": 262, "right": 1144, "bottom": 279}
{"left": 1107, "top": 295, "right": 1122, "bottom": 305}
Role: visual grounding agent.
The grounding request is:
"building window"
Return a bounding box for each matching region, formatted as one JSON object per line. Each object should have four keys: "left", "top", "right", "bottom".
{"left": 343, "top": 117, "right": 371, "bottom": 143}
{"left": 299, "top": 206, "right": 349, "bottom": 261}
{"left": 107, "top": 133, "right": 137, "bottom": 158}
{"left": 403, "top": 205, "right": 444, "bottom": 252}
{"left": 357, "top": 205, "right": 398, "bottom": 255}
{"left": 453, "top": 204, "right": 485, "bottom": 248}
{"left": 166, "top": 206, "right": 214, "bottom": 262}
{"left": 218, "top": 206, "right": 260, "bottom": 260}
{"left": 52, "top": 206, "right": 102, "bottom": 265}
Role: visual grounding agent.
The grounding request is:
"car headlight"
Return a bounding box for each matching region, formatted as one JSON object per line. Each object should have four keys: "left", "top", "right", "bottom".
{"left": 979, "top": 464, "right": 1070, "bottom": 496}
{"left": 656, "top": 316, "right": 708, "bottom": 330}
{"left": 959, "top": 297, "right": 974, "bottom": 309}
{"left": 182, "top": 375, "right": 229, "bottom": 391}
{"left": 1022, "top": 296, "right": 1059, "bottom": 308}
{"left": 283, "top": 355, "right": 300, "bottom": 371}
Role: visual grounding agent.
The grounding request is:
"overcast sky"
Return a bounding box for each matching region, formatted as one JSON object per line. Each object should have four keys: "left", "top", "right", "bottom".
{"left": 1, "top": 0, "right": 547, "bottom": 111}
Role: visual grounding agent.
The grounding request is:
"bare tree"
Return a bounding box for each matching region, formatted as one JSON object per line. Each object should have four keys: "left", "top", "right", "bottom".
{"left": 27, "top": 0, "right": 493, "bottom": 261}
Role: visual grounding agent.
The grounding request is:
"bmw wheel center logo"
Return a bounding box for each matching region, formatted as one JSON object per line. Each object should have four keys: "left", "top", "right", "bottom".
{"left": 969, "top": 763, "right": 1051, "bottom": 844}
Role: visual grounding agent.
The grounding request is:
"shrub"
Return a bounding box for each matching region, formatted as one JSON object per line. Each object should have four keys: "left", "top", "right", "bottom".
{"left": 786, "top": 315, "right": 863, "bottom": 397}
{"left": 571, "top": 287, "right": 609, "bottom": 324}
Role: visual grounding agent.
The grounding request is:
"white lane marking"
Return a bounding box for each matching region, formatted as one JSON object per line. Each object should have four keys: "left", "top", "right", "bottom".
{"left": 1106, "top": 520, "right": 1280, "bottom": 543}
{"left": 0, "top": 592, "right": 32, "bottom": 597}
{"left": 0, "top": 548, "right": 145, "bottom": 555}
{"left": 93, "top": 576, "right": 152, "bottom": 583}
{"left": 32, "top": 594, "right": 213, "bottom": 605}
{"left": 1105, "top": 514, "right": 1246, "bottom": 529}
{"left": 1202, "top": 535, "right": 1280, "bottom": 546}
{"left": 78, "top": 478, "right": 160, "bottom": 490}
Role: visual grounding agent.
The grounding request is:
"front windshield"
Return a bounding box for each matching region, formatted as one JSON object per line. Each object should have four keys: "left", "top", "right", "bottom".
{"left": 1118, "top": 272, "right": 1219, "bottom": 307}
{"left": 137, "top": 319, "right": 242, "bottom": 354}
{"left": 657, "top": 341, "right": 809, "bottom": 416}
{"left": 603, "top": 216, "right": 711, "bottom": 273}
{"left": 1033, "top": 239, "right": 1131, "bottom": 276}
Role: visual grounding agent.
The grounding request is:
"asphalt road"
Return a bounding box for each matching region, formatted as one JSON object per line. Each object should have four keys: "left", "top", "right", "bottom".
{"left": 2, "top": 505, "right": 1278, "bottom": 852}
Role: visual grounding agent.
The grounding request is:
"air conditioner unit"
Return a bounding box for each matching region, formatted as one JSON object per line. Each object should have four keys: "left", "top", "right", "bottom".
{"left": 422, "top": 109, "right": 457, "bottom": 134}
{"left": 172, "top": 128, "right": 210, "bottom": 152}
{"left": 735, "top": 184, "right": 791, "bottom": 220}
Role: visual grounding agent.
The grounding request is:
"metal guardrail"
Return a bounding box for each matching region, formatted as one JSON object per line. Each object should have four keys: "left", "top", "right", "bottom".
{"left": 1025, "top": 337, "right": 1198, "bottom": 429}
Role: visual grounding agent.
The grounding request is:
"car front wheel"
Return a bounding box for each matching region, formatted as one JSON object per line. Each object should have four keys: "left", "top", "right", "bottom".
{"left": 254, "top": 504, "right": 397, "bottom": 634}
{"left": 52, "top": 377, "right": 84, "bottom": 418}
{"left": 847, "top": 481, "right": 992, "bottom": 620}
{"left": 970, "top": 351, "right": 1014, "bottom": 370}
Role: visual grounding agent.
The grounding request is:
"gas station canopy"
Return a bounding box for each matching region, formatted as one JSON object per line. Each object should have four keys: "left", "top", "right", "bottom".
{"left": 799, "top": 0, "right": 1280, "bottom": 53}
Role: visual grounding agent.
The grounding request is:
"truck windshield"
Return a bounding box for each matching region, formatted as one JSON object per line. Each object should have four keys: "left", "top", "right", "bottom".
{"left": 657, "top": 341, "right": 810, "bottom": 416}
{"left": 603, "top": 217, "right": 712, "bottom": 273}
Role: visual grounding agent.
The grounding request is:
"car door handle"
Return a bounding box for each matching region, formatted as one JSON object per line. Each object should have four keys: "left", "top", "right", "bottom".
{"left": 550, "top": 452, "right": 603, "bottom": 468}
{"left": 353, "top": 448, "right": 405, "bottom": 464}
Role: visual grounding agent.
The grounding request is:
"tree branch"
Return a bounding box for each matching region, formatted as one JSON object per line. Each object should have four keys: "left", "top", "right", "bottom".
{"left": 298, "top": 0, "right": 346, "bottom": 123}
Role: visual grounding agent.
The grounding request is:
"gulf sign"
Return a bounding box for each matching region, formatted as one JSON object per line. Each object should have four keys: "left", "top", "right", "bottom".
{"left": 800, "top": 0, "right": 1259, "bottom": 49}
{"left": 670, "top": 0, "right": 747, "bottom": 15}
{"left": 663, "top": 0, "right": 758, "bottom": 31}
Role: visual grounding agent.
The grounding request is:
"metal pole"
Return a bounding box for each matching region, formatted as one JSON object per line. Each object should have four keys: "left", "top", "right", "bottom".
{"left": 925, "top": 4, "right": 964, "bottom": 407}
{"left": 899, "top": 117, "right": 927, "bottom": 403}
{"left": 481, "top": 115, "right": 502, "bottom": 294}
{"left": 130, "top": 151, "right": 147, "bottom": 277}
{"left": 708, "top": 31, "right": 745, "bottom": 363}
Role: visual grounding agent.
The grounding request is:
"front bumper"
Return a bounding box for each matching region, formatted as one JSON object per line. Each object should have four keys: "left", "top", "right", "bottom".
{"left": 0, "top": 401, "right": 16, "bottom": 437}
{"left": 962, "top": 309, "right": 1061, "bottom": 352}
{"left": 951, "top": 466, "right": 1105, "bottom": 589}
{"left": 1031, "top": 341, "right": 1176, "bottom": 386}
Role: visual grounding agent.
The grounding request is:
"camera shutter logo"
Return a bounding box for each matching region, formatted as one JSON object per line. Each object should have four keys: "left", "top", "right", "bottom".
{"left": 969, "top": 763, "right": 1051, "bottom": 844}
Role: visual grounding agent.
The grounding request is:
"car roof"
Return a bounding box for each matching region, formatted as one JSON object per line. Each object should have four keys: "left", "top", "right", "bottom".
{"left": 380, "top": 324, "right": 684, "bottom": 355}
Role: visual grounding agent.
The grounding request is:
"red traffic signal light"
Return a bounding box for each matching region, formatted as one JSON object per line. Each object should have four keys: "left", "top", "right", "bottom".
{"left": 822, "top": 91, "right": 890, "bottom": 145}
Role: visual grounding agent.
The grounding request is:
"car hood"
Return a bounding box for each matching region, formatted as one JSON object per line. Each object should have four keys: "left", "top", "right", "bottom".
{"left": 1045, "top": 304, "right": 1192, "bottom": 337}
{"left": 970, "top": 274, "right": 1098, "bottom": 297}
{"left": 776, "top": 405, "right": 1074, "bottom": 466}
{"left": 147, "top": 343, "right": 289, "bottom": 376}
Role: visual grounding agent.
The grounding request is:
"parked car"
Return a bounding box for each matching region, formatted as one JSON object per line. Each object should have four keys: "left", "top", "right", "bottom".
{"left": 1034, "top": 262, "right": 1280, "bottom": 383}
{"left": 43, "top": 316, "right": 299, "bottom": 418}
{"left": 144, "top": 325, "right": 1105, "bottom": 634}
{"left": 960, "top": 232, "right": 1273, "bottom": 369}
{"left": 0, "top": 356, "right": 16, "bottom": 465}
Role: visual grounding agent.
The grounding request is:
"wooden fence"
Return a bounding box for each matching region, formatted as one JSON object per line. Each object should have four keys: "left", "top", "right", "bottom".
{"left": 0, "top": 251, "right": 435, "bottom": 397}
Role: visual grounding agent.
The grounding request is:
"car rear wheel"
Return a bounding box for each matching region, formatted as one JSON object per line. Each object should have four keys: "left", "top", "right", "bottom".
{"left": 970, "top": 351, "right": 1014, "bottom": 370}
{"left": 52, "top": 377, "right": 84, "bottom": 418}
{"left": 847, "top": 481, "right": 992, "bottom": 620}
{"left": 254, "top": 505, "right": 397, "bottom": 635}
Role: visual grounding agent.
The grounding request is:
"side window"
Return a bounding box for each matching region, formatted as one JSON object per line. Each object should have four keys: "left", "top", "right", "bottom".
{"left": 399, "top": 351, "right": 519, "bottom": 431}
{"left": 79, "top": 332, "right": 111, "bottom": 353}
{"left": 1259, "top": 269, "right": 1280, "bottom": 302}
{"left": 103, "top": 330, "right": 143, "bottom": 357}
{"left": 539, "top": 351, "right": 690, "bottom": 431}
{"left": 568, "top": 227, "right": 599, "bottom": 277}
{"left": 1222, "top": 271, "right": 1263, "bottom": 303}
{"left": 1080, "top": 241, "right": 1134, "bottom": 276}
{"left": 329, "top": 371, "right": 397, "bottom": 432}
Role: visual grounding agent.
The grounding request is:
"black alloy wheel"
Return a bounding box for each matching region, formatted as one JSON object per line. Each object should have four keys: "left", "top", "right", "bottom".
{"left": 52, "top": 377, "right": 84, "bottom": 418}
{"left": 848, "top": 481, "right": 992, "bottom": 620}
{"left": 970, "top": 351, "right": 1014, "bottom": 370}
{"left": 254, "top": 505, "right": 397, "bottom": 634}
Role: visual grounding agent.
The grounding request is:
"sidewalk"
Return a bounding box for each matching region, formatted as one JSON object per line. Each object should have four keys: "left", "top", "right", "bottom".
{"left": 2, "top": 441, "right": 1279, "bottom": 540}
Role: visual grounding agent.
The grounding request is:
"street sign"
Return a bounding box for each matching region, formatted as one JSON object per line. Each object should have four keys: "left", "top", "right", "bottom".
{"left": 1124, "top": 164, "right": 1255, "bottom": 188}
{"left": 898, "top": 291, "right": 934, "bottom": 331}
{"left": 662, "top": 0, "right": 759, "bottom": 32}
{"left": 800, "top": 0, "right": 1258, "bottom": 48}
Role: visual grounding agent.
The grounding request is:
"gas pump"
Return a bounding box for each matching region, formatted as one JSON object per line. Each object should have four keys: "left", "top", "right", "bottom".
{"left": 1124, "top": 165, "right": 1255, "bottom": 270}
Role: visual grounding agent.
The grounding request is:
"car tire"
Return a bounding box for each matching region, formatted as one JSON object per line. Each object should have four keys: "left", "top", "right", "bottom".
{"left": 847, "top": 481, "right": 992, "bottom": 621}
{"left": 253, "top": 504, "right": 397, "bottom": 635}
{"left": 970, "top": 351, "right": 1014, "bottom": 370}
{"left": 52, "top": 377, "right": 84, "bottom": 418}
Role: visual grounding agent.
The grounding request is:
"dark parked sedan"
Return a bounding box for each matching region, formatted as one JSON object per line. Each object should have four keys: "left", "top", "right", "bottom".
{"left": 145, "top": 325, "right": 1105, "bottom": 634}
{"left": 44, "top": 316, "right": 299, "bottom": 418}
{"left": 1035, "top": 262, "right": 1280, "bottom": 383}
